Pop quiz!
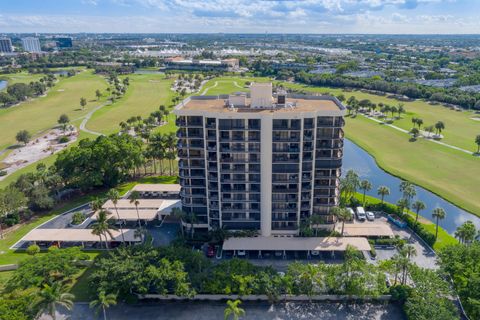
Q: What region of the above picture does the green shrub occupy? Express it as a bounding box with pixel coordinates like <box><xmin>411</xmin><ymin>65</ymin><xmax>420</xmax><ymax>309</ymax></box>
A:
<box><xmin>370</xmin><ymin>246</ymin><xmax>377</xmax><ymax>257</ymax></box>
<box><xmin>70</xmin><ymin>212</ymin><xmax>85</xmax><ymax>225</ymax></box>
<box><xmin>0</xmin><ymin>170</ymin><xmax>6</xmax><ymax>176</ymax></box>
<box><xmin>390</xmin><ymin>284</ymin><xmax>412</xmax><ymax>303</ymax></box>
<box><xmin>2</xmin><ymin>212</ymin><xmax>20</xmax><ymax>227</ymax></box>
<box><xmin>58</xmin><ymin>136</ymin><xmax>69</xmax><ymax>143</ymax></box>
<box><xmin>26</xmin><ymin>244</ymin><xmax>40</xmax><ymax>256</ymax></box>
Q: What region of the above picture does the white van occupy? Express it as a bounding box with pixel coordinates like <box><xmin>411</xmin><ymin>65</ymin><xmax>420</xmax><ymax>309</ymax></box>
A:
<box><xmin>356</xmin><ymin>207</ymin><xmax>367</xmax><ymax>221</ymax></box>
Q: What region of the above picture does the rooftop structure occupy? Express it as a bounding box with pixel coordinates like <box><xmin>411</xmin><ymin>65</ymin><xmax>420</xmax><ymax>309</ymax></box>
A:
<box><xmin>222</xmin><ymin>236</ymin><xmax>371</xmax><ymax>252</ymax></box>
<box><xmin>22</xmin><ymin>228</ymin><xmax>140</xmax><ymax>243</ymax></box>
<box><xmin>174</xmin><ymin>83</ymin><xmax>345</xmax><ymax>237</ymax></box>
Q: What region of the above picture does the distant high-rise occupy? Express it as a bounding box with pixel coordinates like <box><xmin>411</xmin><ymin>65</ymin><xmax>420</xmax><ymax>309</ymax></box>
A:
<box><xmin>56</xmin><ymin>37</ymin><xmax>73</xmax><ymax>48</ymax></box>
<box><xmin>0</xmin><ymin>38</ymin><xmax>13</xmax><ymax>53</ymax></box>
<box><xmin>21</xmin><ymin>37</ymin><xmax>41</xmax><ymax>53</ymax></box>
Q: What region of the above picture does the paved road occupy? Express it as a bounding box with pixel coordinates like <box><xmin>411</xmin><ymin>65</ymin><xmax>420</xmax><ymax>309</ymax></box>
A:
<box><xmin>79</xmin><ymin>101</ymin><xmax>111</xmax><ymax>136</ymax></box>
<box><xmin>47</xmin><ymin>302</ymin><xmax>405</xmax><ymax>320</ymax></box>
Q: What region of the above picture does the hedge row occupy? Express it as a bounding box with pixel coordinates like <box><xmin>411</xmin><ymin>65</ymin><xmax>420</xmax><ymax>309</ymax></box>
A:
<box><xmin>365</xmin><ymin>202</ymin><xmax>436</xmax><ymax>247</ymax></box>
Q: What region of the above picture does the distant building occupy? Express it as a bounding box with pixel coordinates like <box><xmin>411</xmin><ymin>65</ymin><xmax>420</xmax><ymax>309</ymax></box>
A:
<box><xmin>0</xmin><ymin>37</ymin><xmax>13</xmax><ymax>53</ymax></box>
<box><xmin>164</xmin><ymin>57</ymin><xmax>239</xmax><ymax>71</ymax></box>
<box><xmin>55</xmin><ymin>37</ymin><xmax>73</xmax><ymax>48</ymax></box>
<box><xmin>21</xmin><ymin>37</ymin><xmax>41</xmax><ymax>53</ymax></box>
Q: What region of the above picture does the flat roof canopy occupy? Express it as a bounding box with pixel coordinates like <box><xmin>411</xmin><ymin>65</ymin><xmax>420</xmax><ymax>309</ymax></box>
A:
<box><xmin>222</xmin><ymin>236</ymin><xmax>371</xmax><ymax>252</ymax></box>
<box><xmin>340</xmin><ymin>223</ymin><xmax>394</xmax><ymax>237</ymax></box>
<box><xmin>132</xmin><ymin>184</ymin><xmax>181</xmax><ymax>193</ymax></box>
<box><xmin>93</xmin><ymin>209</ymin><xmax>159</xmax><ymax>221</ymax></box>
<box><xmin>22</xmin><ymin>229</ymin><xmax>141</xmax><ymax>242</ymax></box>
<box><xmin>102</xmin><ymin>199</ymin><xmax>164</xmax><ymax>210</ymax></box>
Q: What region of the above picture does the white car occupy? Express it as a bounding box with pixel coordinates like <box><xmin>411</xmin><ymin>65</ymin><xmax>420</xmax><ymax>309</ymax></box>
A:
<box><xmin>356</xmin><ymin>207</ymin><xmax>366</xmax><ymax>221</ymax></box>
<box><xmin>347</xmin><ymin>208</ymin><xmax>355</xmax><ymax>220</ymax></box>
<box><xmin>366</xmin><ymin>211</ymin><xmax>375</xmax><ymax>221</ymax></box>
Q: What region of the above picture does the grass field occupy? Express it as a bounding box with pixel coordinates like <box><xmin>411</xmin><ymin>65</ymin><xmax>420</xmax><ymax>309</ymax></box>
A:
<box><xmin>345</xmin><ymin>115</ymin><xmax>480</xmax><ymax>216</ymax></box>
<box><xmin>199</xmin><ymin>76</ymin><xmax>270</xmax><ymax>96</ymax></box>
<box><xmin>277</xmin><ymin>82</ymin><xmax>480</xmax><ymax>152</ymax></box>
<box><xmin>0</xmin><ymin>70</ymin><xmax>108</xmax><ymax>151</ymax></box>
<box><xmin>0</xmin><ymin>72</ymin><xmax>46</xmax><ymax>88</ymax></box>
<box><xmin>86</xmin><ymin>74</ymin><xmax>175</xmax><ymax>135</ymax></box>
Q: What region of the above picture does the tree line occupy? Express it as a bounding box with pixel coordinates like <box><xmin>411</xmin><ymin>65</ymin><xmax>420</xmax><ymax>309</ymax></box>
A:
<box><xmin>0</xmin><ymin>74</ymin><xmax>56</xmax><ymax>108</ymax></box>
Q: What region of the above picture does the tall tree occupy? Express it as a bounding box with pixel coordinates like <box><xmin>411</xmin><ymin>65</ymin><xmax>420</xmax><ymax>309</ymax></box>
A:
<box><xmin>475</xmin><ymin>134</ymin><xmax>480</xmax><ymax>154</ymax></box>
<box><xmin>129</xmin><ymin>190</ymin><xmax>142</xmax><ymax>228</ymax></box>
<box><xmin>359</xmin><ymin>179</ymin><xmax>372</xmax><ymax>205</ymax></box>
<box><xmin>91</xmin><ymin>210</ymin><xmax>115</xmax><ymax>249</ymax></box>
<box><xmin>36</xmin><ymin>282</ymin><xmax>74</xmax><ymax>320</ymax></box>
<box><xmin>377</xmin><ymin>186</ymin><xmax>390</xmax><ymax>204</ymax></box>
<box><xmin>16</xmin><ymin>130</ymin><xmax>31</xmax><ymax>145</ymax></box>
<box><xmin>107</xmin><ymin>189</ymin><xmax>125</xmax><ymax>243</ymax></box>
<box><xmin>435</xmin><ymin>121</ymin><xmax>445</xmax><ymax>136</ymax></box>
<box><xmin>80</xmin><ymin>97</ymin><xmax>87</xmax><ymax>110</ymax></box>
<box><xmin>331</xmin><ymin>207</ymin><xmax>352</xmax><ymax>236</ymax></box>
<box><xmin>89</xmin><ymin>290</ymin><xmax>117</xmax><ymax>320</ymax></box>
<box><xmin>432</xmin><ymin>207</ymin><xmax>446</xmax><ymax>239</ymax></box>
<box><xmin>411</xmin><ymin>200</ymin><xmax>426</xmax><ymax>231</ymax></box>
<box><xmin>95</xmin><ymin>89</ymin><xmax>102</xmax><ymax>101</ymax></box>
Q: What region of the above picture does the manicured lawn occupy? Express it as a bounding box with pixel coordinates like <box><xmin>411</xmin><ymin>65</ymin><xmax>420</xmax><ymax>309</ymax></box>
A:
<box><xmin>200</xmin><ymin>76</ymin><xmax>270</xmax><ymax>95</ymax></box>
<box><xmin>0</xmin><ymin>70</ymin><xmax>108</xmax><ymax>150</ymax></box>
<box><xmin>69</xmin><ymin>265</ymin><xmax>97</xmax><ymax>302</ymax></box>
<box><xmin>0</xmin><ymin>71</ymin><xmax>45</xmax><ymax>87</ymax></box>
<box><xmin>277</xmin><ymin>81</ymin><xmax>480</xmax><ymax>151</ymax></box>
<box><xmin>345</xmin><ymin>115</ymin><xmax>480</xmax><ymax>217</ymax></box>
<box><xmin>86</xmin><ymin>74</ymin><xmax>175</xmax><ymax>135</ymax></box>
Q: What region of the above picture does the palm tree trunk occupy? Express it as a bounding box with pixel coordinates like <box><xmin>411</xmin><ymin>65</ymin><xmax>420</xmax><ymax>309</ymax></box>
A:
<box><xmin>136</xmin><ymin>206</ymin><xmax>141</xmax><ymax>228</ymax></box>
<box><xmin>103</xmin><ymin>306</ymin><xmax>107</xmax><ymax>320</ymax></box>
<box><xmin>114</xmin><ymin>206</ymin><xmax>125</xmax><ymax>243</ymax></box>
<box><xmin>341</xmin><ymin>221</ymin><xmax>345</xmax><ymax>236</ymax></box>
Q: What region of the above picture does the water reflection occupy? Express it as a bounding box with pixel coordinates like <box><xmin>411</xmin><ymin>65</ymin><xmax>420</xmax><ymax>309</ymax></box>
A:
<box><xmin>342</xmin><ymin>139</ymin><xmax>480</xmax><ymax>234</ymax></box>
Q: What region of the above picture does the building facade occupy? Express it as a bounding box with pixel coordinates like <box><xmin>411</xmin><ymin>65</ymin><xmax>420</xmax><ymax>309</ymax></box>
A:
<box><xmin>174</xmin><ymin>83</ymin><xmax>345</xmax><ymax>236</ymax></box>
<box><xmin>0</xmin><ymin>38</ymin><xmax>13</xmax><ymax>53</ymax></box>
<box><xmin>21</xmin><ymin>37</ymin><xmax>41</xmax><ymax>53</ymax></box>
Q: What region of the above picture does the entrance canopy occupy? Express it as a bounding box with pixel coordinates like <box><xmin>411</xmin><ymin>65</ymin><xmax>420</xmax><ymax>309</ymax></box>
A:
<box><xmin>22</xmin><ymin>228</ymin><xmax>141</xmax><ymax>243</ymax></box>
<box><xmin>222</xmin><ymin>236</ymin><xmax>371</xmax><ymax>252</ymax></box>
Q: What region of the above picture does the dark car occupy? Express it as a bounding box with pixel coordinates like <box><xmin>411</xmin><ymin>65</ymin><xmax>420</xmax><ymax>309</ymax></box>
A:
<box><xmin>207</xmin><ymin>245</ymin><xmax>215</xmax><ymax>257</ymax></box>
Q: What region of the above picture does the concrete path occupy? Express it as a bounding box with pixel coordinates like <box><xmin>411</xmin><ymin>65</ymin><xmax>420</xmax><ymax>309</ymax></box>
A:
<box><xmin>79</xmin><ymin>101</ymin><xmax>111</xmax><ymax>136</ymax></box>
<box><xmin>363</xmin><ymin>115</ymin><xmax>475</xmax><ymax>155</ymax></box>
<box><xmin>200</xmin><ymin>81</ymin><xmax>218</xmax><ymax>95</ymax></box>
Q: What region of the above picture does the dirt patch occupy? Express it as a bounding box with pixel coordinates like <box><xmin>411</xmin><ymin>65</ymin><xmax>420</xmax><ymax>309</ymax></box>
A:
<box><xmin>471</xmin><ymin>117</ymin><xmax>480</xmax><ymax>122</ymax></box>
<box><xmin>0</xmin><ymin>128</ymin><xmax>78</xmax><ymax>180</ymax></box>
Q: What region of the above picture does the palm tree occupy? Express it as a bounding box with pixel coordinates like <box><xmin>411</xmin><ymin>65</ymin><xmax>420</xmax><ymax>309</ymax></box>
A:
<box><xmin>416</xmin><ymin>118</ymin><xmax>423</xmax><ymax>129</ymax></box>
<box><xmin>129</xmin><ymin>190</ymin><xmax>142</xmax><ymax>228</ymax></box>
<box><xmin>411</xmin><ymin>200</ymin><xmax>426</xmax><ymax>231</ymax></box>
<box><xmin>107</xmin><ymin>189</ymin><xmax>125</xmax><ymax>243</ymax></box>
<box><xmin>91</xmin><ymin>197</ymin><xmax>104</xmax><ymax>212</ymax></box>
<box><xmin>331</xmin><ymin>207</ymin><xmax>352</xmax><ymax>236</ymax></box>
<box><xmin>397</xmin><ymin>104</ymin><xmax>405</xmax><ymax>118</ymax></box>
<box><xmin>399</xmin><ymin>244</ymin><xmax>416</xmax><ymax>285</ymax></box>
<box><xmin>359</xmin><ymin>179</ymin><xmax>372</xmax><ymax>205</ymax></box>
<box><xmin>91</xmin><ymin>210</ymin><xmax>115</xmax><ymax>250</ymax></box>
<box><xmin>377</xmin><ymin>186</ymin><xmax>390</xmax><ymax>204</ymax></box>
<box><xmin>89</xmin><ymin>290</ymin><xmax>117</xmax><ymax>320</ymax></box>
<box><xmin>95</xmin><ymin>89</ymin><xmax>102</xmax><ymax>101</ymax></box>
<box><xmin>411</xmin><ymin>117</ymin><xmax>418</xmax><ymax>127</ymax></box>
<box><xmin>36</xmin><ymin>282</ymin><xmax>74</xmax><ymax>320</ymax></box>
<box><xmin>80</xmin><ymin>97</ymin><xmax>87</xmax><ymax>110</ymax></box>
<box><xmin>434</xmin><ymin>121</ymin><xmax>445</xmax><ymax>136</ymax></box>
<box><xmin>475</xmin><ymin>134</ymin><xmax>480</xmax><ymax>154</ymax></box>
<box><xmin>399</xmin><ymin>181</ymin><xmax>416</xmax><ymax>206</ymax></box>
<box><xmin>224</xmin><ymin>299</ymin><xmax>245</xmax><ymax>320</ymax></box>
<box><xmin>409</xmin><ymin>127</ymin><xmax>419</xmax><ymax>139</ymax></box>
<box><xmin>432</xmin><ymin>207</ymin><xmax>446</xmax><ymax>239</ymax></box>
<box><xmin>454</xmin><ymin>221</ymin><xmax>476</xmax><ymax>244</ymax></box>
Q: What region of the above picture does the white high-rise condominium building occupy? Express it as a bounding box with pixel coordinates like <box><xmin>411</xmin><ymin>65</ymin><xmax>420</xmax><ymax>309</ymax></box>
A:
<box><xmin>174</xmin><ymin>83</ymin><xmax>345</xmax><ymax>237</ymax></box>
<box><xmin>21</xmin><ymin>37</ymin><xmax>41</xmax><ymax>53</ymax></box>
<box><xmin>0</xmin><ymin>38</ymin><xmax>13</xmax><ymax>53</ymax></box>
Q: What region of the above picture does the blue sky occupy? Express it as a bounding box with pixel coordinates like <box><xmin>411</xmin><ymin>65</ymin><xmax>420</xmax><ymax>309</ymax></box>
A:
<box><xmin>0</xmin><ymin>0</ymin><xmax>478</xmax><ymax>34</ymax></box>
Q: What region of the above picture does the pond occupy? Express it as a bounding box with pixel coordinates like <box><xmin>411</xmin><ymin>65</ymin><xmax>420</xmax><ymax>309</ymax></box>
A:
<box><xmin>343</xmin><ymin>139</ymin><xmax>480</xmax><ymax>234</ymax></box>
<box><xmin>0</xmin><ymin>80</ymin><xmax>7</xmax><ymax>90</ymax></box>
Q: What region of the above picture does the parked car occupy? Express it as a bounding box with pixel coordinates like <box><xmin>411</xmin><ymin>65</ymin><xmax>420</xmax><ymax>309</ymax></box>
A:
<box><xmin>206</xmin><ymin>245</ymin><xmax>215</xmax><ymax>258</ymax></box>
<box><xmin>347</xmin><ymin>207</ymin><xmax>355</xmax><ymax>220</ymax></box>
<box><xmin>356</xmin><ymin>207</ymin><xmax>366</xmax><ymax>221</ymax></box>
<box><xmin>366</xmin><ymin>211</ymin><xmax>375</xmax><ymax>221</ymax></box>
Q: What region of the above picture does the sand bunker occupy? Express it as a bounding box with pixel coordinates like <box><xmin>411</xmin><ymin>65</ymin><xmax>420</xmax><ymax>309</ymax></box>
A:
<box><xmin>0</xmin><ymin>128</ymin><xmax>78</xmax><ymax>180</ymax></box>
